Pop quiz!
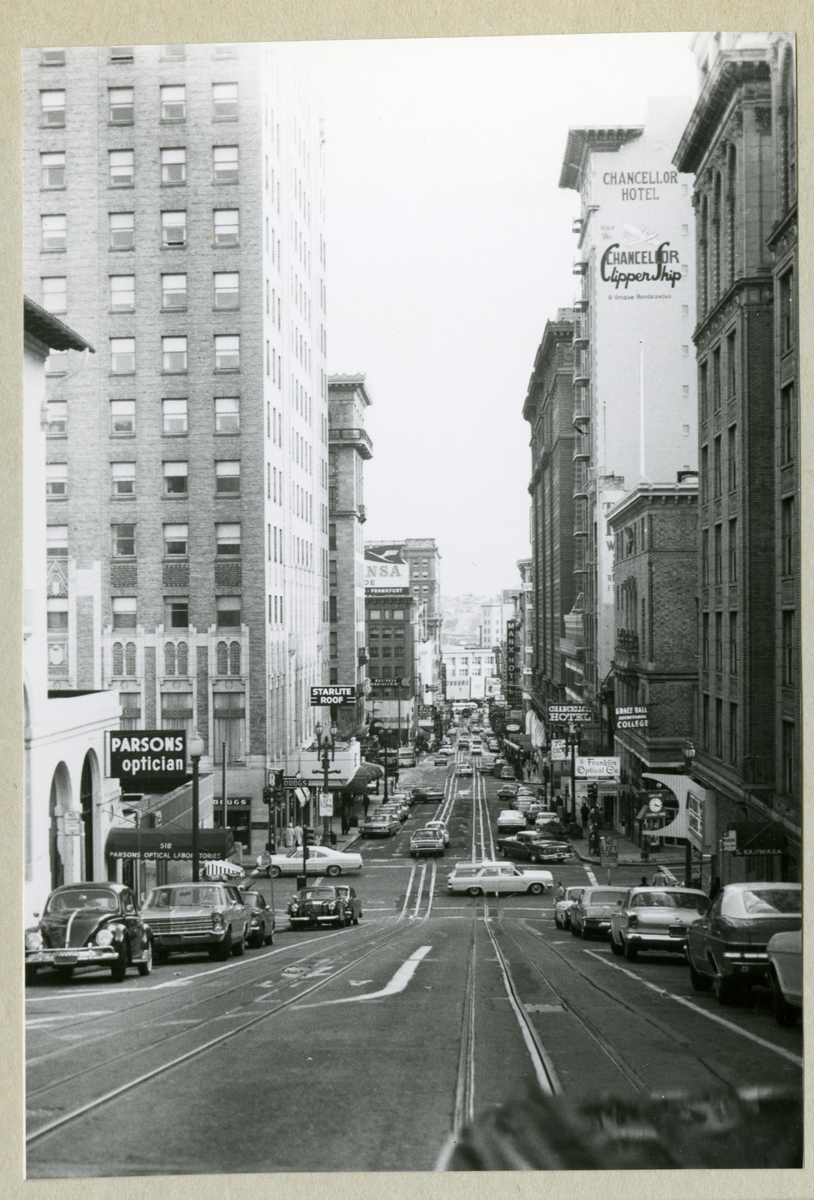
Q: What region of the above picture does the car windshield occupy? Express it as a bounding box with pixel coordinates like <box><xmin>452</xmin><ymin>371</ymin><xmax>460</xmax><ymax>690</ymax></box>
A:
<box><xmin>144</xmin><ymin>886</ymin><xmax>224</xmax><ymax>909</ymax></box>
<box><xmin>739</xmin><ymin>888</ymin><xmax>801</xmax><ymax>916</ymax></box>
<box><xmin>630</xmin><ymin>891</ymin><xmax>709</xmax><ymax>911</ymax></box>
<box><xmin>45</xmin><ymin>888</ymin><xmax>119</xmax><ymax>914</ymax></box>
<box><xmin>298</xmin><ymin>888</ymin><xmax>335</xmax><ymax>901</ymax></box>
<box><xmin>565</xmin><ymin>888</ymin><xmax>584</xmax><ymax>901</ymax></box>
<box><xmin>242</xmin><ymin>893</ymin><xmax>261</xmax><ymax>909</ymax></box>
<box><xmin>587</xmin><ymin>891</ymin><xmax>625</xmax><ymax>905</ymax></box>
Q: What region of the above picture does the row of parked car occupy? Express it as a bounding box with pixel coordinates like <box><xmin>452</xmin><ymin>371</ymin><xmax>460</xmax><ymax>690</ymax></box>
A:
<box><xmin>554</xmin><ymin>881</ymin><xmax>802</xmax><ymax>1025</ymax></box>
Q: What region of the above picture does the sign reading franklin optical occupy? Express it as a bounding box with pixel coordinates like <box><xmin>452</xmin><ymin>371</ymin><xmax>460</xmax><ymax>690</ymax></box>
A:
<box><xmin>108</xmin><ymin>731</ymin><xmax>187</xmax><ymax>787</ymax></box>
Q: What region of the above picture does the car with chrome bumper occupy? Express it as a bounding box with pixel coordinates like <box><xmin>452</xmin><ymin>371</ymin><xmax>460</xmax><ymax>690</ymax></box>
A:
<box><xmin>266</xmin><ymin>845</ymin><xmax>364</xmax><ymax>874</ymax></box>
<box><xmin>685</xmin><ymin>882</ymin><xmax>802</xmax><ymax>1005</ymax></box>
<box><xmin>497</xmin><ymin>833</ymin><xmax>572</xmax><ymax>863</ymax></box>
<box><xmin>554</xmin><ymin>886</ymin><xmax>585</xmax><ymax>929</ymax></box>
<box><xmin>239</xmin><ymin>888</ymin><xmax>275</xmax><ymax>947</ymax></box>
<box><xmin>287</xmin><ymin>886</ymin><xmax>354</xmax><ymax>929</ymax></box>
<box><xmin>570</xmin><ymin>887</ymin><xmax>628</xmax><ymax>939</ymax></box>
<box><xmin>767</xmin><ymin>929</ymin><xmax>802</xmax><ymax>1026</ymax></box>
<box><xmin>361</xmin><ymin>815</ymin><xmax>401</xmax><ymax>838</ymax></box>
<box><xmin>410</xmin><ymin>828</ymin><xmax>446</xmax><ymax>857</ymax></box>
<box><xmin>447</xmin><ymin>862</ymin><xmax>553</xmax><ymax>896</ymax></box>
<box><xmin>142</xmin><ymin>882</ymin><xmax>251</xmax><ymax>961</ymax></box>
<box><xmin>25</xmin><ymin>882</ymin><xmax>153</xmax><ymax>984</ymax></box>
<box><xmin>609</xmin><ymin>887</ymin><xmax>710</xmax><ymax>961</ymax></box>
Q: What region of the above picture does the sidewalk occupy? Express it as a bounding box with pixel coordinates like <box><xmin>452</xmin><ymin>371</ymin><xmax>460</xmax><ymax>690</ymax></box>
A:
<box><xmin>571</xmin><ymin>831</ymin><xmax>684</xmax><ymax>868</ymax></box>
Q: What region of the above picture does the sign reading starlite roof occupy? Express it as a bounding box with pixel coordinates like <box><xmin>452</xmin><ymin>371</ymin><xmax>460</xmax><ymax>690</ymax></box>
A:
<box><xmin>548</xmin><ymin>705</ymin><xmax>592</xmax><ymax>724</ymax></box>
<box><xmin>108</xmin><ymin>731</ymin><xmax>187</xmax><ymax>788</ymax></box>
<box><xmin>310</xmin><ymin>686</ymin><xmax>356</xmax><ymax>706</ymax></box>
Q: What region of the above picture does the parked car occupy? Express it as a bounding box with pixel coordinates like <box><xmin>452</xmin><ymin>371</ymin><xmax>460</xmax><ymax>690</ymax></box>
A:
<box><xmin>413</xmin><ymin>785</ymin><xmax>445</xmax><ymax>803</ymax></box>
<box><xmin>332</xmin><ymin>884</ymin><xmax>363</xmax><ymax>925</ymax></box>
<box><xmin>239</xmin><ymin>889</ymin><xmax>275</xmax><ymax>948</ymax></box>
<box><xmin>767</xmin><ymin>929</ymin><xmax>802</xmax><ymax>1026</ymax></box>
<box><xmin>142</xmin><ymin>882</ymin><xmax>251</xmax><ymax>962</ymax></box>
<box><xmin>410</xmin><ymin>828</ymin><xmax>446</xmax><ymax>857</ymax></box>
<box><xmin>685</xmin><ymin>882</ymin><xmax>802</xmax><ymax>1005</ymax></box>
<box><xmin>608</xmin><ymin>887</ymin><xmax>710</xmax><ymax>961</ymax></box>
<box><xmin>360</xmin><ymin>815</ymin><xmax>401</xmax><ymax>838</ymax></box>
<box><xmin>398</xmin><ymin>748</ymin><xmax>417</xmax><ymax>768</ymax></box>
<box><xmin>266</xmin><ymin>845</ymin><xmax>364</xmax><ymax>875</ymax></box>
<box><xmin>516</xmin><ymin>786</ymin><xmax>534</xmax><ymax>798</ymax></box>
<box><xmin>496</xmin><ymin>809</ymin><xmax>526</xmax><ymax>833</ymax></box>
<box><xmin>492</xmin><ymin>758</ymin><xmax>506</xmax><ymax>777</ymax></box>
<box><xmin>423</xmin><ymin>819</ymin><xmax>450</xmax><ymax>847</ymax></box>
<box><xmin>25</xmin><ymin>882</ymin><xmax>153</xmax><ymax>984</ymax></box>
<box><xmin>379</xmin><ymin>802</ymin><xmax>409</xmax><ymax>822</ymax></box>
<box><xmin>497</xmin><ymin>784</ymin><xmax>519</xmax><ymax>801</ymax></box>
<box><xmin>570</xmin><ymin>887</ymin><xmax>629</xmax><ymax>939</ymax></box>
<box><xmin>447</xmin><ymin>862</ymin><xmax>553</xmax><ymax>896</ymax></box>
<box><xmin>534</xmin><ymin>815</ymin><xmax>571</xmax><ymax>838</ymax></box>
<box><xmin>500</xmin><ymin>766</ymin><xmax>516</xmax><ymax>780</ymax></box>
<box><xmin>287</xmin><ymin>886</ymin><xmax>353</xmax><ymax>929</ymax></box>
<box><xmin>554</xmin><ymin>886</ymin><xmax>585</xmax><ymax>929</ymax></box>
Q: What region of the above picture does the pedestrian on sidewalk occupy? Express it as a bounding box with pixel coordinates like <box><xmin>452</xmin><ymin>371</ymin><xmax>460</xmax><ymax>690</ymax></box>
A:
<box><xmin>328</xmin><ymin>828</ymin><xmax>337</xmax><ymax>847</ymax></box>
<box><xmin>294</xmin><ymin>823</ymin><xmax>303</xmax><ymax>847</ymax></box>
<box><xmin>640</xmin><ymin>876</ymin><xmax>648</xmax><ymax>887</ymax></box>
<box><xmin>709</xmin><ymin>876</ymin><xmax>722</xmax><ymax>903</ymax></box>
<box><xmin>555</xmin><ymin>881</ymin><xmax>566</xmax><ymax>902</ymax></box>
<box><xmin>283</xmin><ymin>823</ymin><xmax>295</xmax><ymax>849</ymax></box>
<box><xmin>580</xmin><ymin>802</ymin><xmax>590</xmax><ymax>834</ymax></box>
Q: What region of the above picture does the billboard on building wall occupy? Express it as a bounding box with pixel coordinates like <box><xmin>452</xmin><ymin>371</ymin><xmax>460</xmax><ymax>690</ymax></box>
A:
<box><xmin>365</xmin><ymin>544</ymin><xmax>409</xmax><ymax>594</ymax></box>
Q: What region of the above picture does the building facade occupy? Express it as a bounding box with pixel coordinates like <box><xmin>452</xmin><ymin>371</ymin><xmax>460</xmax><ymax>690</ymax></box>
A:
<box><xmin>559</xmin><ymin>98</ymin><xmax>698</xmax><ymax>749</ymax></box>
<box><xmin>328</xmin><ymin>374</ymin><xmax>372</xmax><ymax>735</ymax></box>
<box><xmin>402</xmin><ymin>538</ymin><xmax>443</xmax><ymax>702</ymax></box>
<box><xmin>24</xmin><ymin>43</ymin><xmax>330</xmax><ymax>859</ymax></box>
<box><xmin>441</xmin><ymin>645</ymin><xmax>498</xmax><ymax>703</ymax></box>
<box><xmin>674</xmin><ymin>32</ymin><xmax>799</xmax><ymax>879</ymax></box>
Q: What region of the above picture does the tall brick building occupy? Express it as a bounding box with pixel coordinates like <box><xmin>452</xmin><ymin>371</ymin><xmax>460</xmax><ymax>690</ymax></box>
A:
<box><xmin>674</xmin><ymin>33</ymin><xmax>799</xmax><ymax>879</ymax></box>
<box><xmin>328</xmin><ymin>374</ymin><xmax>372</xmax><ymax>736</ymax></box>
<box><xmin>24</xmin><ymin>43</ymin><xmax>330</xmax><ymax>859</ymax></box>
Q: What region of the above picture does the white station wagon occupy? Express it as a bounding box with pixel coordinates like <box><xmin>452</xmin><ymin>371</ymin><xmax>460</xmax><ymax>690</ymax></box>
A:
<box><xmin>447</xmin><ymin>862</ymin><xmax>553</xmax><ymax>896</ymax></box>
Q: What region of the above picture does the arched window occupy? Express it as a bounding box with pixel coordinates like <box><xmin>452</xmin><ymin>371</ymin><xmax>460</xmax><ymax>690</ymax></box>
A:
<box><xmin>177</xmin><ymin>641</ymin><xmax>188</xmax><ymax>675</ymax></box>
<box><xmin>112</xmin><ymin>642</ymin><xmax>124</xmax><ymax>675</ymax></box>
<box><xmin>164</xmin><ymin>642</ymin><xmax>176</xmax><ymax>676</ymax></box>
<box><xmin>125</xmin><ymin>642</ymin><xmax>136</xmax><ymax>675</ymax></box>
<box><xmin>229</xmin><ymin>640</ymin><xmax>241</xmax><ymax>675</ymax></box>
<box><xmin>217</xmin><ymin>641</ymin><xmax>228</xmax><ymax>675</ymax></box>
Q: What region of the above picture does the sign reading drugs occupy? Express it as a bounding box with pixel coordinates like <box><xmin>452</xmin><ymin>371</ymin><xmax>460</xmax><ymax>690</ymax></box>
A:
<box><xmin>108</xmin><ymin>731</ymin><xmax>187</xmax><ymax>787</ymax></box>
<box><xmin>310</xmin><ymin>686</ymin><xmax>356</xmax><ymax>706</ymax></box>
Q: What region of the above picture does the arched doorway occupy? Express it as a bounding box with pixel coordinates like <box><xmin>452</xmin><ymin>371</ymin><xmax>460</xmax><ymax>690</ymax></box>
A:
<box><xmin>49</xmin><ymin>762</ymin><xmax>72</xmax><ymax>890</ymax></box>
<box><xmin>80</xmin><ymin>752</ymin><xmax>98</xmax><ymax>881</ymax></box>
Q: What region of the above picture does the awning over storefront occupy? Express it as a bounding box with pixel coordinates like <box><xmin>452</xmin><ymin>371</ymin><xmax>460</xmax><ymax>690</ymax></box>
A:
<box><xmin>105</xmin><ymin>827</ymin><xmax>234</xmax><ymax>861</ymax></box>
<box><xmin>728</xmin><ymin>821</ymin><xmax>787</xmax><ymax>857</ymax></box>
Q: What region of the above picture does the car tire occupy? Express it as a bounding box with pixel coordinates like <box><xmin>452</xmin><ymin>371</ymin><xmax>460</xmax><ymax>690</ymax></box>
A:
<box><xmin>137</xmin><ymin>940</ymin><xmax>153</xmax><ymax>976</ymax></box>
<box><xmin>570</xmin><ymin>922</ymin><xmax>581</xmax><ymax>937</ymax></box>
<box><xmin>581</xmin><ymin>924</ymin><xmax>592</xmax><ymax>940</ymax></box>
<box><xmin>770</xmin><ymin>970</ymin><xmax>798</xmax><ymax>1027</ymax></box>
<box><xmin>623</xmin><ymin>940</ymin><xmax>638</xmax><ymax>961</ymax></box>
<box><xmin>527</xmin><ymin>883</ymin><xmax>544</xmax><ymax>895</ymax></box>
<box><xmin>352</xmin><ymin>916</ymin><xmax>359</xmax><ymax>925</ymax></box>
<box><xmin>467</xmin><ymin>886</ymin><xmax>483</xmax><ymax>897</ymax></box>
<box><xmin>25</xmin><ymin>964</ymin><xmax>39</xmax><ymax>986</ymax></box>
<box><xmin>327</xmin><ymin>865</ymin><xmax>342</xmax><ymax>877</ymax></box>
<box><xmin>688</xmin><ymin>959</ymin><xmax>713</xmax><ymax>992</ymax></box>
<box><xmin>610</xmin><ymin>932</ymin><xmax>624</xmax><ymax>957</ymax></box>
<box><xmin>215</xmin><ymin>930</ymin><xmax>232</xmax><ymax>961</ymax></box>
<box><xmin>56</xmin><ymin>965</ymin><xmax>74</xmax><ymax>982</ymax></box>
<box><xmin>249</xmin><ymin>930</ymin><xmax>263</xmax><ymax>949</ymax></box>
<box><xmin>264</xmin><ymin>929</ymin><xmax>274</xmax><ymax>946</ymax></box>
<box><xmin>111</xmin><ymin>947</ymin><xmax>128</xmax><ymax>982</ymax></box>
<box><xmin>232</xmin><ymin>931</ymin><xmax>245</xmax><ymax>956</ymax></box>
<box><xmin>713</xmin><ymin>968</ymin><xmax>738</xmax><ymax>1006</ymax></box>
<box><xmin>270</xmin><ymin>866</ymin><xmax>282</xmax><ymax>878</ymax></box>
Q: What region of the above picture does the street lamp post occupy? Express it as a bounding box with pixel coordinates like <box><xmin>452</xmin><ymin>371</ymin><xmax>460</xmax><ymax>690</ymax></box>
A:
<box><xmin>188</xmin><ymin>727</ymin><xmax>206</xmax><ymax>883</ymax></box>
<box><xmin>314</xmin><ymin>718</ymin><xmax>336</xmax><ymax>858</ymax></box>
<box><xmin>682</xmin><ymin>740</ymin><xmax>696</xmax><ymax>885</ymax></box>
<box><xmin>565</xmin><ymin>720</ymin><xmax>579</xmax><ymax>822</ymax></box>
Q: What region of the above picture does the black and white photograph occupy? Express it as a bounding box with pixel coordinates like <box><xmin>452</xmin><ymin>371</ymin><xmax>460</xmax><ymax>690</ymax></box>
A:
<box><xmin>17</xmin><ymin>21</ymin><xmax>803</xmax><ymax>1185</ymax></box>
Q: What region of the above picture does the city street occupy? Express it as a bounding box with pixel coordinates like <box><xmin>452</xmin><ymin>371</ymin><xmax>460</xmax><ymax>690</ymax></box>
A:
<box><xmin>26</xmin><ymin>755</ymin><xmax>802</xmax><ymax>1177</ymax></box>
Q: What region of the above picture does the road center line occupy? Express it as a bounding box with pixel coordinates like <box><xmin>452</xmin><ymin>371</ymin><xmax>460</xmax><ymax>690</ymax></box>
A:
<box><xmin>295</xmin><ymin>946</ymin><xmax>433</xmax><ymax>1007</ymax></box>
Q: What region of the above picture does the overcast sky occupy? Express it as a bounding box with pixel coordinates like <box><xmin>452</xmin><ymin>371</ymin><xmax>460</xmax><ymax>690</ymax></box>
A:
<box><xmin>284</xmin><ymin>34</ymin><xmax>700</xmax><ymax>597</ymax></box>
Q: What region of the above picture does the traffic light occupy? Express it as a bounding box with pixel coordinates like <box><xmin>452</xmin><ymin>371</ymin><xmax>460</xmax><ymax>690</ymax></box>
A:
<box><xmin>262</xmin><ymin>784</ymin><xmax>274</xmax><ymax>805</ymax></box>
<box><xmin>587</xmin><ymin>783</ymin><xmax>598</xmax><ymax>804</ymax></box>
<box><xmin>302</xmin><ymin>826</ymin><xmax>316</xmax><ymax>861</ymax></box>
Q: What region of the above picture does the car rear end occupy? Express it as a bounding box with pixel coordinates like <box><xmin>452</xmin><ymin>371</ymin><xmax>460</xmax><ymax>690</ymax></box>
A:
<box><xmin>621</xmin><ymin>890</ymin><xmax>709</xmax><ymax>954</ymax></box>
<box><xmin>578</xmin><ymin>888</ymin><xmax>627</xmax><ymax>937</ymax></box>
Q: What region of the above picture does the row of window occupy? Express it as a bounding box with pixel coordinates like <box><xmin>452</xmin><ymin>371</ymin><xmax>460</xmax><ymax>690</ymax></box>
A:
<box><xmin>39</xmin><ymin>83</ymin><xmax>239</xmax><ymax>127</ymax></box>
<box><xmin>700</xmin><ymin>609</ymin><xmax>796</xmax><ymax>686</ymax></box>
<box><xmin>40</xmin><ymin>46</ymin><xmax>234</xmax><ymax>66</ymax></box>
<box><xmin>41</xmin><ymin>208</ymin><xmax>240</xmax><ymax>249</ymax></box>
<box><xmin>42</xmin><ymin>145</ymin><xmax>240</xmax><ymax>192</ymax></box>
<box><xmin>107</xmin><ymin>595</ymin><xmax>242</xmax><ymax>629</ymax></box>
<box><xmin>42</xmin><ymin>272</ymin><xmax>241</xmax><ymax>315</ymax></box>
<box><xmin>699</xmin><ymin>426</ymin><xmax>738</xmax><ymax>501</ymax></box>
<box><xmin>47</xmin><ymin>395</ymin><xmax>240</xmax><ymax>437</ymax></box>
<box><xmin>96</xmin><ymin>335</ymin><xmax>240</xmax><ymax>373</ymax></box>
<box><xmin>369</xmin><ymin>647</ymin><xmax>406</xmax><ymax>658</ymax></box>
<box><xmin>46</xmin><ymin>458</ymin><xmax>246</xmax><ymax>504</ymax></box>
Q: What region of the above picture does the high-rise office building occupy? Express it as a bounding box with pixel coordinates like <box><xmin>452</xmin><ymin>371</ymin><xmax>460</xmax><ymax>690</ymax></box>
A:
<box><xmin>24</xmin><ymin>42</ymin><xmax>329</xmax><ymax>860</ymax></box>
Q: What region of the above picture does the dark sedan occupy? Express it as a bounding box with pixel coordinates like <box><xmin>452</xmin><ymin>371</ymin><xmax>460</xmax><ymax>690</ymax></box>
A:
<box><xmin>287</xmin><ymin>886</ymin><xmax>352</xmax><ymax>929</ymax></box>
<box><xmin>240</xmin><ymin>889</ymin><xmax>275</xmax><ymax>947</ymax></box>
<box><xmin>412</xmin><ymin>785</ymin><xmax>446</xmax><ymax>803</ymax></box>
<box><xmin>497</xmin><ymin>784</ymin><xmax>519</xmax><ymax>800</ymax></box>
<box><xmin>333</xmin><ymin>884</ymin><xmax>363</xmax><ymax>924</ymax></box>
<box><xmin>25</xmin><ymin>882</ymin><xmax>152</xmax><ymax>984</ymax></box>
<box><xmin>685</xmin><ymin>882</ymin><xmax>801</xmax><ymax>1005</ymax></box>
<box><xmin>497</xmin><ymin>834</ymin><xmax>573</xmax><ymax>864</ymax></box>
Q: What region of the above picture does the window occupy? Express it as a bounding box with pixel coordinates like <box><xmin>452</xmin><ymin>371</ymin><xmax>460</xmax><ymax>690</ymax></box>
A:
<box><xmin>782</xmin><ymin>610</ymin><xmax>795</xmax><ymax>686</ymax></box>
<box><xmin>714</xmin><ymin>524</ymin><xmax>722</xmax><ymax>585</ymax></box>
<box><xmin>161</xmin><ymin>85</ymin><xmax>185</xmax><ymax>121</ymax></box>
<box><xmin>729</xmin><ymin>612</ymin><xmax>738</xmax><ymax>675</ymax></box>
<box><xmin>213</xmin><ymin>145</ymin><xmax>238</xmax><ymax>182</ymax></box>
<box><xmin>111</xmin><ymin>523</ymin><xmax>135</xmax><ymax>557</ymax></box>
<box><xmin>715</xmin><ymin>698</ymin><xmax>723</xmax><ymax>758</ymax></box>
<box><xmin>711</xmin><ymin>346</ymin><xmax>721</xmax><ymax>410</ymax></box>
<box><xmin>213</xmin><ymin>82</ymin><xmax>238</xmax><ymax>119</ymax></box>
<box><xmin>110</xmin><ymin>399</ymin><xmax>135</xmax><ymax>434</ymax></box>
<box><xmin>109</xmin><ymin>150</ymin><xmax>134</xmax><ymax>187</ymax></box>
<box><xmin>213</xmin><ymin>691</ymin><xmax>245</xmax><ymax>762</ymax></box>
<box><xmin>216</xmin><ymin>523</ymin><xmax>240</xmax><ymax>555</ymax></box>
<box><xmin>163</xmin><ymin>44</ymin><xmax>185</xmax><ymax>59</ymax></box>
<box><xmin>41</xmin><ymin>90</ymin><xmax>65</xmax><ymax>126</ymax></box>
<box><xmin>41</xmin><ymin>214</ymin><xmax>66</xmax><ymax>251</ymax></box>
<box><xmin>112</xmin><ymin>597</ymin><xmax>137</xmax><ymax>629</ymax></box>
<box><xmin>119</xmin><ymin>692</ymin><xmax>140</xmax><ymax>727</ymax></box>
<box><xmin>215</xmin><ymin>396</ymin><xmax>239</xmax><ymax>432</ymax></box>
<box><xmin>161</xmin><ymin>147</ymin><xmax>186</xmax><ymax>184</ymax></box>
<box><xmin>726</xmin><ymin>330</ymin><xmax>736</xmax><ymax>399</ymax></box>
<box><xmin>110</xmin><ymin>337</ymin><xmax>135</xmax><ymax>372</ymax></box>
<box><xmin>165</xmin><ymin>600</ymin><xmax>189</xmax><ymax>629</ymax></box>
<box><xmin>729</xmin><ymin>703</ymin><xmax>738</xmax><ymax>765</ymax></box>
<box><xmin>214</xmin><ymin>272</ymin><xmax>239</xmax><ymax>308</ymax></box>
<box><xmin>109</xmin><ymin>87</ymin><xmax>133</xmax><ymax>123</ymax></box>
<box><xmin>162</xmin><ymin>336</ymin><xmax>187</xmax><ymax>371</ymax></box>
<box><xmin>215</xmin><ymin>461</ymin><xmax>240</xmax><ymax>494</ymax></box>
<box><xmin>215</xmin><ymin>335</ymin><xmax>239</xmax><ymax>370</ymax></box>
<box><xmin>781</xmin><ymin>721</ymin><xmax>796</xmax><ymax>795</ymax></box>
<box><xmin>702</xmin><ymin>694</ymin><xmax>709</xmax><ymax>749</ymax></box>
<box><xmin>41</xmin><ymin>151</ymin><xmax>65</xmax><ymax>188</ymax></box>
<box><xmin>109</xmin><ymin>211</ymin><xmax>134</xmax><ymax>249</ymax></box>
<box><xmin>111</xmin><ymin>462</ymin><xmax>135</xmax><ymax>496</ymax></box>
<box><xmin>162</xmin><ymin>210</ymin><xmax>186</xmax><ymax>247</ymax></box>
<box><xmin>164</xmin><ymin>523</ymin><xmax>188</xmax><ymax>556</ymax></box>
<box><xmin>779</xmin><ymin>270</ymin><xmax>793</xmax><ymax>352</ymax></box>
<box><xmin>727</xmin><ymin>425</ymin><xmax>737</xmax><ymax>491</ymax></box>
<box><xmin>215</xmin><ymin>598</ymin><xmax>241</xmax><ymax>628</ymax></box>
<box><xmin>41</xmin><ymin>276</ymin><xmax>66</xmax><ymax>313</ymax></box>
<box><xmin>46</xmin><ymin>463</ymin><xmax>67</xmax><ymax>497</ymax></box>
<box><xmin>163</xmin><ymin>461</ymin><xmax>188</xmax><ymax>495</ymax></box>
<box><xmin>702</xmin><ymin>530</ymin><xmax>710</xmax><ymax>589</ymax></box>
<box><xmin>162</xmin><ymin>273</ymin><xmax>187</xmax><ymax>308</ymax></box>
<box><xmin>162</xmin><ymin>397</ymin><xmax>188</xmax><ymax>433</ymax></box>
<box><xmin>161</xmin><ymin>688</ymin><xmax>193</xmax><ymax>736</ymax></box>
<box><xmin>713</xmin><ymin>436</ymin><xmax>722</xmax><ymax>497</ymax></box>
<box><xmin>329</xmin><ymin>559</ymin><xmax>337</xmax><ymax>587</ymax></box>
<box><xmin>698</xmin><ymin>361</ymin><xmax>708</xmax><ymax>422</ymax></box>
<box><xmin>213</xmin><ymin>209</ymin><xmax>238</xmax><ymax>246</ymax></box>
<box><xmin>46</xmin><ymin>399</ymin><xmax>67</xmax><ymax>433</ymax></box>
<box><xmin>701</xmin><ymin>612</ymin><xmax>709</xmax><ymax>668</ymax></box>
<box><xmin>110</xmin><ymin>46</ymin><xmax>134</xmax><ymax>62</ymax></box>
<box><xmin>714</xmin><ymin>612</ymin><xmax>722</xmax><ymax>671</ymax></box>
<box><xmin>47</xmin><ymin>599</ymin><xmax>68</xmax><ymax>629</ymax></box>
<box><xmin>110</xmin><ymin>274</ymin><xmax>134</xmax><ymax>311</ymax></box>
<box><xmin>781</xmin><ymin>498</ymin><xmax>795</xmax><ymax>575</ymax></box>
<box><xmin>700</xmin><ymin>445</ymin><xmax>708</xmax><ymax>504</ymax></box>
<box><xmin>329</xmin><ymin>596</ymin><xmax>337</xmax><ymax>623</ymax></box>
<box><xmin>728</xmin><ymin>518</ymin><xmax>737</xmax><ymax>581</ymax></box>
<box><xmin>329</xmin><ymin>523</ymin><xmax>336</xmax><ymax>551</ymax></box>
<box><xmin>780</xmin><ymin>384</ymin><xmax>794</xmax><ymax>464</ymax></box>
<box><xmin>41</xmin><ymin>48</ymin><xmax>66</xmax><ymax>66</ymax></box>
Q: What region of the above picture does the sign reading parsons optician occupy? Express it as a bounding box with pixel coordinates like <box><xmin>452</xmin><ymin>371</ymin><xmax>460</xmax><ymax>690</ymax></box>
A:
<box><xmin>108</xmin><ymin>731</ymin><xmax>187</xmax><ymax>788</ymax></box>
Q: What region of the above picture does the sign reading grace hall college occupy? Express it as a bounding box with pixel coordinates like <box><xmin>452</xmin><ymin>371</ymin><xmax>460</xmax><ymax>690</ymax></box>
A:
<box><xmin>108</xmin><ymin>731</ymin><xmax>187</xmax><ymax>788</ymax></box>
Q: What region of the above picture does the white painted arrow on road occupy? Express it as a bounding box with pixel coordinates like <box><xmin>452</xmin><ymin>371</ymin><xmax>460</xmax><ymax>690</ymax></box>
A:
<box><xmin>296</xmin><ymin>947</ymin><xmax>432</xmax><ymax>1008</ymax></box>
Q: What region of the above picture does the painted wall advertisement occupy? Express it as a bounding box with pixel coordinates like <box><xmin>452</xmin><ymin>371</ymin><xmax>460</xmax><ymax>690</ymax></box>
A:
<box><xmin>364</xmin><ymin>544</ymin><xmax>409</xmax><ymax>594</ymax></box>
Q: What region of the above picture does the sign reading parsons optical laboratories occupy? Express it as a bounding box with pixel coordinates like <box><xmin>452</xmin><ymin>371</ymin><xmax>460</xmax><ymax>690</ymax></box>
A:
<box><xmin>364</xmin><ymin>544</ymin><xmax>409</xmax><ymax>594</ymax></box>
<box><xmin>108</xmin><ymin>731</ymin><xmax>187</xmax><ymax>788</ymax></box>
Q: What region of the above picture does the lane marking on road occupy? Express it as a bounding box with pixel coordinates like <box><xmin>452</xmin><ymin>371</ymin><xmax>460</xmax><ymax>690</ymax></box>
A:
<box><xmin>294</xmin><ymin>946</ymin><xmax>433</xmax><ymax>1007</ymax></box>
<box><xmin>583</xmin><ymin>865</ymin><xmax>598</xmax><ymax>885</ymax></box>
<box><xmin>398</xmin><ymin>863</ymin><xmax>418</xmax><ymax>921</ymax></box>
<box><xmin>26</xmin><ymin>1011</ymin><xmax>114</xmax><ymax>1027</ymax></box>
<box><xmin>581</xmin><ymin>949</ymin><xmax>803</xmax><ymax>1067</ymax></box>
<box><xmin>423</xmin><ymin>860</ymin><xmax>437</xmax><ymax>921</ymax></box>
<box><xmin>411</xmin><ymin>861</ymin><xmax>428</xmax><ymax>920</ymax></box>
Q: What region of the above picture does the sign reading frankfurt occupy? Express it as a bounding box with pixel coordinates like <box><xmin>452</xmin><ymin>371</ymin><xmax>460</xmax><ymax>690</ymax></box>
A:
<box><xmin>108</xmin><ymin>731</ymin><xmax>187</xmax><ymax>787</ymax></box>
<box><xmin>615</xmin><ymin>705</ymin><xmax>649</xmax><ymax>729</ymax></box>
<box><xmin>548</xmin><ymin>705</ymin><xmax>592</xmax><ymax>724</ymax></box>
<box><xmin>364</xmin><ymin>544</ymin><xmax>409</xmax><ymax>593</ymax></box>
<box><xmin>310</xmin><ymin>686</ymin><xmax>356</xmax><ymax>706</ymax></box>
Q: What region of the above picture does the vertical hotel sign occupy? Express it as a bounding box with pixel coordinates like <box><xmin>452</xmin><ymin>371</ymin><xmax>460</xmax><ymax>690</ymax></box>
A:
<box><xmin>364</xmin><ymin>544</ymin><xmax>409</xmax><ymax>595</ymax></box>
<box><xmin>505</xmin><ymin>620</ymin><xmax>519</xmax><ymax>701</ymax></box>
